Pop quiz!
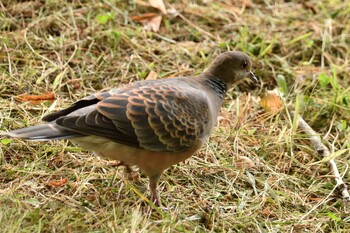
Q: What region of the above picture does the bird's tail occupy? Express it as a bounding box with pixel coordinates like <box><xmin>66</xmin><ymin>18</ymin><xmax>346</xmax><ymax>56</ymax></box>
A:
<box><xmin>1</xmin><ymin>124</ymin><xmax>82</xmax><ymax>141</ymax></box>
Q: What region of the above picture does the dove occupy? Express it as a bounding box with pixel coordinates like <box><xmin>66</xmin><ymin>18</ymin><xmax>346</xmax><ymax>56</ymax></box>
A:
<box><xmin>2</xmin><ymin>51</ymin><xmax>257</xmax><ymax>205</ymax></box>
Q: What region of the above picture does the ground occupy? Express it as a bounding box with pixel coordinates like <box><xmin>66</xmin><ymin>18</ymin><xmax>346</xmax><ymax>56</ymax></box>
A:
<box><xmin>0</xmin><ymin>0</ymin><xmax>350</xmax><ymax>232</ymax></box>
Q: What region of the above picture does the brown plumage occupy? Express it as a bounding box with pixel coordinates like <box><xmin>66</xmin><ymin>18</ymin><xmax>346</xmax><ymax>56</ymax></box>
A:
<box><xmin>2</xmin><ymin>51</ymin><xmax>257</xmax><ymax>205</ymax></box>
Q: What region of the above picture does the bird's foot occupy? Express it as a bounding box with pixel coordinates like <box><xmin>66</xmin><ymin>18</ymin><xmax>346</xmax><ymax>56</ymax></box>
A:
<box><xmin>105</xmin><ymin>160</ymin><xmax>139</xmax><ymax>181</ymax></box>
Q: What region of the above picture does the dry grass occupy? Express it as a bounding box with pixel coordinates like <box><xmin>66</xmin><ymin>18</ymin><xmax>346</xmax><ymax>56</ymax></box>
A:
<box><xmin>1</xmin><ymin>0</ymin><xmax>350</xmax><ymax>232</ymax></box>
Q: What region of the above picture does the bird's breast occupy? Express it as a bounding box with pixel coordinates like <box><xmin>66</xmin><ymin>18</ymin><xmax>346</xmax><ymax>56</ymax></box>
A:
<box><xmin>70</xmin><ymin>135</ymin><xmax>203</xmax><ymax>177</ymax></box>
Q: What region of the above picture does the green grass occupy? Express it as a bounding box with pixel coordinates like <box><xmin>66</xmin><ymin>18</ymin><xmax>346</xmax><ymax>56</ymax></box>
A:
<box><xmin>1</xmin><ymin>0</ymin><xmax>350</xmax><ymax>232</ymax></box>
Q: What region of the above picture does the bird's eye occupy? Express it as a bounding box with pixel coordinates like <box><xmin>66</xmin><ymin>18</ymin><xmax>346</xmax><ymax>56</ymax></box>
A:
<box><xmin>241</xmin><ymin>61</ymin><xmax>248</xmax><ymax>69</ymax></box>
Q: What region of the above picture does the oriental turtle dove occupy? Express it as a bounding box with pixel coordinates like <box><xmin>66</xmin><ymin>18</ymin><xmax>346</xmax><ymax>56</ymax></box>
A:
<box><xmin>2</xmin><ymin>51</ymin><xmax>257</xmax><ymax>205</ymax></box>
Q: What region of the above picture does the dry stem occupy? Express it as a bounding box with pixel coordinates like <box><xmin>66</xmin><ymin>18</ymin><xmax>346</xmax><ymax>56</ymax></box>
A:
<box><xmin>290</xmin><ymin>111</ymin><xmax>350</xmax><ymax>201</ymax></box>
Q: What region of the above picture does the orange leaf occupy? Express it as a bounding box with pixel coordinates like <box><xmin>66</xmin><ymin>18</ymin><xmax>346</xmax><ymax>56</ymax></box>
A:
<box><xmin>131</xmin><ymin>13</ymin><xmax>162</xmax><ymax>32</ymax></box>
<box><xmin>308</xmin><ymin>197</ymin><xmax>323</xmax><ymax>202</ymax></box>
<box><xmin>259</xmin><ymin>92</ymin><xmax>283</xmax><ymax>114</ymax></box>
<box><xmin>131</xmin><ymin>12</ymin><xmax>158</xmax><ymax>22</ymax></box>
<box><xmin>47</xmin><ymin>178</ymin><xmax>68</xmax><ymax>188</ymax></box>
<box><xmin>15</xmin><ymin>92</ymin><xmax>56</xmax><ymax>105</ymax></box>
<box><xmin>149</xmin><ymin>0</ymin><xmax>167</xmax><ymax>15</ymax></box>
<box><xmin>145</xmin><ymin>70</ymin><xmax>158</xmax><ymax>80</ymax></box>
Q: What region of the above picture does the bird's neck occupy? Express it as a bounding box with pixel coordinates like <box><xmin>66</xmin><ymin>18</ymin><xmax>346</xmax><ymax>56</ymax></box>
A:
<box><xmin>204</xmin><ymin>78</ymin><xmax>227</xmax><ymax>99</ymax></box>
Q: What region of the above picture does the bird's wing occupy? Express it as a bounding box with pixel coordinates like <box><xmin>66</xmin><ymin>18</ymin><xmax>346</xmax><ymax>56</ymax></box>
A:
<box><xmin>42</xmin><ymin>81</ymin><xmax>151</xmax><ymax>122</ymax></box>
<box><xmin>55</xmin><ymin>81</ymin><xmax>210</xmax><ymax>152</ymax></box>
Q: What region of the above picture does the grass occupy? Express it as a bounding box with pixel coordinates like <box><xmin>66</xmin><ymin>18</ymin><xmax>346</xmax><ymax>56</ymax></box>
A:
<box><xmin>1</xmin><ymin>0</ymin><xmax>350</xmax><ymax>232</ymax></box>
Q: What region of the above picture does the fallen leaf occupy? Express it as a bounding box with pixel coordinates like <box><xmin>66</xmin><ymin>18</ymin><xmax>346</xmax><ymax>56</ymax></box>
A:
<box><xmin>308</xmin><ymin>197</ymin><xmax>323</xmax><ymax>202</ymax></box>
<box><xmin>47</xmin><ymin>178</ymin><xmax>68</xmax><ymax>188</ymax></box>
<box><xmin>259</xmin><ymin>91</ymin><xmax>284</xmax><ymax>114</ymax></box>
<box><xmin>67</xmin><ymin>79</ymin><xmax>81</xmax><ymax>90</ymax></box>
<box><xmin>15</xmin><ymin>92</ymin><xmax>56</xmax><ymax>105</ymax></box>
<box><xmin>131</xmin><ymin>13</ymin><xmax>158</xmax><ymax>22</ymax></box>
<box><xmin>131</xmin><ymin>13</ymin><xmax>162</xmax><ymax>32</ymax></box>
<box><xmin>260</xmin><ymin>205</ymin><xmax>277</xmax><ymax>218</ymax></box>
<box><xmin>149</xmin><ymin>0</ymin><xmax>167</xmax><ymax>15</ymax></box>
<box><xmin>235</xmin><ymin>156</ymin><xmax>256</xmax><ymax>169</ymax></box>
<box><xmin>142</xmin><ymin>15</ymin><xmax>162</xmax><ymax>32</ymax></box>
<box><xmin>260</xmin><ymin>206</ymin><xmax>271</xmax><ymax>217</ymax></box>
<box><xmin>146</xmin><ymin>70</ymin><xmax>158</xmax><ymax>80</ymax></box>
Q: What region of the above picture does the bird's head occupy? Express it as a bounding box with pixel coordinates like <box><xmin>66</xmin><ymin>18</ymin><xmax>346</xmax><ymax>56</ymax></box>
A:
<box><xmin>204</xmin><ymin>51</ymin><xmax>258</xmax><ymax>87</ymax></box>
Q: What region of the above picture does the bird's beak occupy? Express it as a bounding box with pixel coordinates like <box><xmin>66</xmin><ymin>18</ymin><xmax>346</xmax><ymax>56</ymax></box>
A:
<box><xmin>249</xmin><ymin>71</ymin><xmax>258</xmax><ymax>84</ymax></box>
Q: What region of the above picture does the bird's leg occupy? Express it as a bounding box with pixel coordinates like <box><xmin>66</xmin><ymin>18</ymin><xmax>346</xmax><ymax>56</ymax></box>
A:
<box><xmin>149</xmin><ymin>173</ymin><xmax>162</xmax><ymax>206</ymax></box>
<box><xmin>106</xmin><ymin>160</ymin><xmax>140</xmax><ymax>181</ymax></box>
<box><xmin>119</xmin><ymin>162</ymin><xmax>133</xmax><ymax>174</ymax></box>
<box><xmin>108</xmin><ymin>161</ymin><xmax>133</xmax><ymax>173</ymax></box>
<box><xmin>116</xmin><ymin>161</ymin><xmax>142</xmax><ymax>182</ymax></box>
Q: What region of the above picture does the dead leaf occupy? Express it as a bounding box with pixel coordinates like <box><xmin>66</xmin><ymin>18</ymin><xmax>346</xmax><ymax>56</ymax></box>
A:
<box><xmin>146</xmin><ymin>70</ymin><xmax>158</xmax><ymax>80</ymax></box>
<box><xmin>67</xmin><ymin>79</ymin><xmax>81</xmax><ymax>90</ymax></box>
<box><xmin>260</xmin><ymin>206</ymin><xmax>271</xmax><ymax>217</ymax></box>
<box><xmin>131</xmin><ymin>13</ymin><xmax>162</xmax><ymax>32</ymax></box>
<box><xmin>146</xmin><ymin>15</ymin><xmax>162</xmax><ymax>32</ymax></box>
<box><xmin>131</xmin><ymin>13</ymin><xmax>158</xmax><ymax>22</ymax></box>
<box><xmin>15</xmin><ymin>92</ymin><xmax>56</xmax><ymax>105</ymax></box>
<box><xmin>308</xmin><ymin>197</ymin><xmax>323</xmax><ymax>202</ymax></box>
<box><xmin>259</xmin><ymin>91</ymin><xmax>284</xmax><ymax>114</ymax></box>
<box><xmin>235</xmin><ymin>156</ymin><xmax>256</xmax><ymax>170</ymax></box>
<box><xmin>47</xmin><ymin>178</ymin><xmax>68</xmax><ymax>188</ymax></box>
<box><xmin>149</xmin><ymin>0</ymin><xmax>167</xmax><ymax>15</ymax></box>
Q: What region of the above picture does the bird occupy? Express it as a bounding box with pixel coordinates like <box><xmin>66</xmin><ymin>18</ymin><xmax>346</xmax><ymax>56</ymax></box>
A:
<box><xmin>2</xmin><ymin>51</ymin><xmax>257</xmax><ymax>206</ymax></box>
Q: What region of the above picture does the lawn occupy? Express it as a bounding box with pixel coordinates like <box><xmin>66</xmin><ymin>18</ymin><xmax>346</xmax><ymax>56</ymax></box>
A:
<box><xmin>0</xmin><ymin>0</ymin><xmax>350</xmax><ymax>232</ymax></box>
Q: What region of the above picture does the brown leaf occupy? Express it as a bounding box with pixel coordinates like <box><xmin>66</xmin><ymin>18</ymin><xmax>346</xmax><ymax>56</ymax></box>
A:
<box><xmin>145</xmin><ymin>70</ymin><xmax>158</xmax><ymax>80</ymax></box>
<box><xmin>259</xmin><ymin>92</ymin><xmax>284</xmax><ymax>114</ymax></box>
<box><xmin>149</xmin><ymin>0</ymin><xmax>167</xmax><ymax>15</ymax></box>
<box><xmin>47</xmin><ymin>178</ymin><xmax>68</xmax><ymax>188</ymax></box>
<box><xmin>67</xmin><ymin>79</ymin><xmax>81</xmax><ymax>90</ymax></box>
<box><xmin>147</xmin><ymin>15</ymin><xmax>162</xmax><ymax>32</ymax></box>
<box><xmin>235</xmin><ymin>156</ymin><xmax>256</xmax><ymax>170</ymax></box>
<box><xmin>131</xmin><ymin>13</ymin><xmax>162</xmax><ymax>32</ymax></box>
<box><xmin>308</xmin><ymin>197</ymin><xmax>323</xmax><ymax>202</ymax></box>
<box><xmin>131</xmin><ymin>13</ymin><xmax>158</xmax><ymax>22</ymax></box>
<box><xmin>260</xmin><ymin>206</ymin><xmax>271</xmax><ymax>217</ymax></box>
<box><xmin>15</xmin><ymin>92</ymin><xmax>56</xmax><ymax>105</ymax></box>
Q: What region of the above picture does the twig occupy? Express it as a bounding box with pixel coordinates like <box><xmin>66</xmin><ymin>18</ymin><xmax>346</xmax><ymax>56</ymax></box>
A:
<box><xmin>290</xmin><ymin>111</ymin><xmax>350</xmax><ymax>201</ymax></box>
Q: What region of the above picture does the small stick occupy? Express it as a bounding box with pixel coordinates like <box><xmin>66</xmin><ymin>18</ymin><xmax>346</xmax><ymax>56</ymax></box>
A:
<box><xmin>290</xmin><ymin>111</ymin><xmax>350</xmax><ymax>201</ymax></box>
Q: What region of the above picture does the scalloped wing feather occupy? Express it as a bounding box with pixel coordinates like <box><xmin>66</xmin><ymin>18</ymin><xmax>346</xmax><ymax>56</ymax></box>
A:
<box><xmin>55</xmin><ymin>81</ymin><xmax>209</xmax><ymax>152</ymax></box>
